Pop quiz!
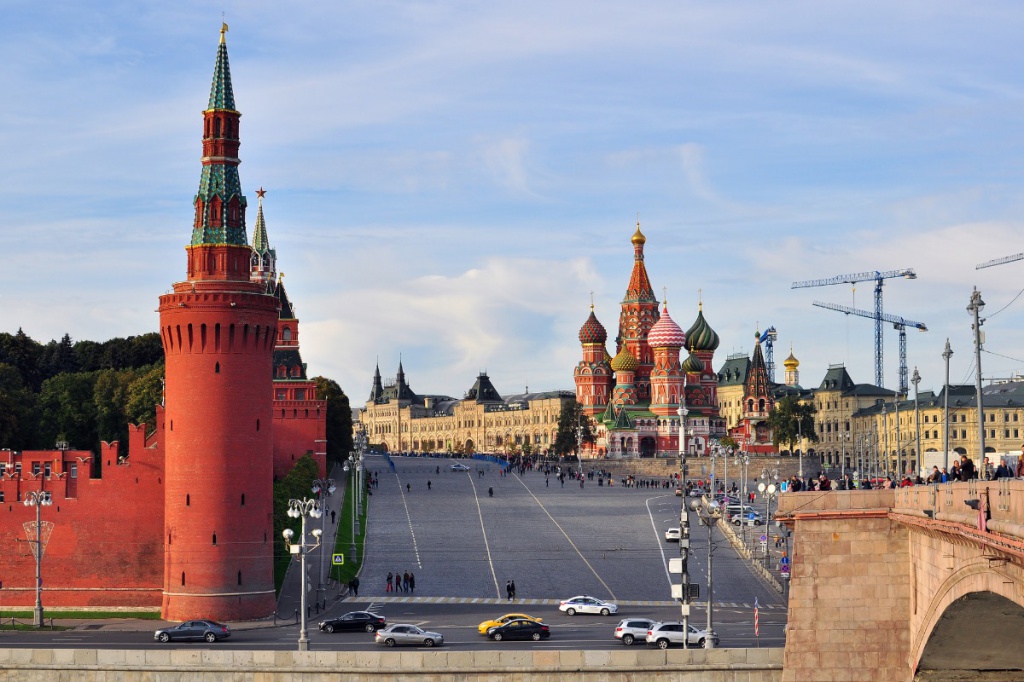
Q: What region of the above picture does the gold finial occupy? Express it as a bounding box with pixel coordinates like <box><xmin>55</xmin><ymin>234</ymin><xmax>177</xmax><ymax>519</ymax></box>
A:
<box><xmin>220</xmin><ymin>22</ymin><xmax>229</xmax><ymax>44</ymax></box>
<box><xmin>662</xmin><ymin>286</ymin><xmax>668</xmax><ymax>306</ymax></box>
<box><xmin>698</xmin><ymin>288</ymin><xmax>703</xmax><ymax>311</ymax></box>
<box><xmin>279</xmin><ymin>272</ymin><xmax>285</xmax><ymax>282</ymax></box>
<box><xmin>589</xmin><ymin>291</ymin><xmax>595</xmax><ymax>311</ymax></box>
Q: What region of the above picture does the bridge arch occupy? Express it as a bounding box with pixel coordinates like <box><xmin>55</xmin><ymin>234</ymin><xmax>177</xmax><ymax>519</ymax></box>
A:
<box><xmin>913</xmin><ymin>559</ymin><xmax>1024</xmax><ymax>674</ymax></box>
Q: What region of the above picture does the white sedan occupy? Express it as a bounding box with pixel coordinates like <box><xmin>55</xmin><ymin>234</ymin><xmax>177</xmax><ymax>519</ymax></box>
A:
<box><xmin>450</xmin><ymin>463</ymin><xmax>471</xmax><ymax>472</ymax></box>
<box><xmin>559</xmin><ymin>596</ymin><xmax>618</xmax><ymax>616</ymax></box>
<box><xmin>665</xmin><ymin>527</ymin><xmax>681</xmax><ymax>542</ymax></box>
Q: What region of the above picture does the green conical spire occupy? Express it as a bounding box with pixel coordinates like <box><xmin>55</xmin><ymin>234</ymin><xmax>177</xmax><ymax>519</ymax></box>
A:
<box><xmin>208</xmin><ymin>24</ymin><xmax>236</xmax><ymax>111</ymax></box>
<box><xmin>252</xmin><ymin>189</ymin><xmax>270</xmax><ymax>254</ymax></box>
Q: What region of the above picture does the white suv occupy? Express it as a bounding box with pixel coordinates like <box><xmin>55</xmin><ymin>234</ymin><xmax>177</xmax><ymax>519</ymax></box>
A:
<box><xmin>646</xmin><ymin>621</ymin><xmax>719</xmax><ymax>649</ymax></box>
<box><xmin>613</xmin><ymin>618</ymin><xmax>657</xmax><ymax>645</ymax></box>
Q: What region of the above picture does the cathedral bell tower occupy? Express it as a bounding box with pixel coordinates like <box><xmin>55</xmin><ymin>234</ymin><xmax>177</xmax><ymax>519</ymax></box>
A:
<box><xmin>157</xmin><ymin>26</ymin><xmax>279</xmax><ymax>621</ymax></box>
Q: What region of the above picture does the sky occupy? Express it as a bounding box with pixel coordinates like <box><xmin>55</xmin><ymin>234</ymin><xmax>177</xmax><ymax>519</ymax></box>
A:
<box><xmin>3</xmin><ymin>1</ymin><xmax>1024</xmax><ymax>402</ymax></box>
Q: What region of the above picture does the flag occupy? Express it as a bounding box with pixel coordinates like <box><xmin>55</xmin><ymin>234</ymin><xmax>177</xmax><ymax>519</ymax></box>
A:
<box><xmin>754</xmin><ymin>597</ymin><xmax>760</xmax><ymax>637</ymax></box>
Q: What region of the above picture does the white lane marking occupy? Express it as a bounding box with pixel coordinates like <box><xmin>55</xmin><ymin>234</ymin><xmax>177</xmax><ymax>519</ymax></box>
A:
<box><xmin>395</xmin><ymin>473</ymin><xmax>423</xmax><ymax>569</ymax></box>
<box><xmin>511</xmin><ymin>473</ymin><xmax>617</xmax><ymax>601</ymax></box>
<box><xmin>646</xmin><ymin>494</ymin><xmax>675</xmax><ymax>592</ymax></box>
<box><xmin>469</xmin><ymin>473</ymin><xmax>503</xmax><ymax>599</ymax></box>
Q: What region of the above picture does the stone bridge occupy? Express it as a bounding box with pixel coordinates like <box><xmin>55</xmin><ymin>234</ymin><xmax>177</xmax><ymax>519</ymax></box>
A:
<box><xmin>776</xmin><ymin>480</ymin><xmax>1024</xmax><ymax>682</ymax></box>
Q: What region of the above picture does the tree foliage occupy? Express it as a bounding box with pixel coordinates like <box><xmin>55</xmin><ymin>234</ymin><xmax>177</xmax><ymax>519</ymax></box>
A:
<box><xmin>553</xmin><ymin>400</ymin><xmax>595</xmax><ymax>458</ymax></box>
<box><xmin>766</xmin><ymin>395</ymin><xmax>819</xmax><ymax>454</ymax></box>
<box><xmin>314</xmin><ymin>376</ymin><xmax>352</xmax><ymax>470</ymax></box>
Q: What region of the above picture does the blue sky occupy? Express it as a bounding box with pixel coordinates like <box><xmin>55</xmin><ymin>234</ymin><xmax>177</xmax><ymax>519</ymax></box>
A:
<box><xmin>3</xmin><ymin>1</ymin><xmax>1024</xmax><ymax>401</ymax></box>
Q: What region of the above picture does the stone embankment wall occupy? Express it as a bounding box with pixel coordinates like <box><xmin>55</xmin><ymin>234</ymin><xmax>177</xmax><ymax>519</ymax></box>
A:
<box><xmin>0</xmin><ymin>647</ymin><xmax>783</xmax><ymax>682</ymax></box>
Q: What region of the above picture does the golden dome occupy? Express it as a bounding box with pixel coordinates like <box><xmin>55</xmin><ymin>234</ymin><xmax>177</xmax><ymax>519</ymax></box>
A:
<box><xmin>631</xmin><ymin>222</ymin><xmax>646</xmax><ymax>246</ymax></box>
<box><xmin>784</xmin><ymin>351</ymin><xmax>800</xmax><ymax>368</ymax></box>
<box><xmin>611</xmin><ymin>348</ymin><xmax>639</xmax><ymax>372</ymax></box>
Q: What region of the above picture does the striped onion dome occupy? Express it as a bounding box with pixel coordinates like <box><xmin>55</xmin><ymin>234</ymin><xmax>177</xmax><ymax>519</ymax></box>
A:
<box><xmin>578</xmin><ymin>309</ymin><xmax>608</xmax><ymax>345</ymax></box>
<box><xmin>647</xmin><ymin>305</ymin><xmax>686</xmax><ymax>348</ymax></box>
<box><xmin>681</xmin><ymin>351</ymin><xmax>705</xmax><ymax>374</ymax></box>
<box><xmin>610</xmin><ymin>348</ymin><xmax>639</xmax><ymax>372</ymax></box>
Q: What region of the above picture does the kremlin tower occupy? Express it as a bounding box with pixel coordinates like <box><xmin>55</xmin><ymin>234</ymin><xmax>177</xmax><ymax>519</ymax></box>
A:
<box><xmin>157</xmin><ymin>26</ymin><xmax>279</xmax><ymax>620</ymax></box>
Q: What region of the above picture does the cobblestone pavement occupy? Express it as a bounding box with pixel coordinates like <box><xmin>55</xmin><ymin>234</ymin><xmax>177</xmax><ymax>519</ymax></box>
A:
<box><xmin>356</xmin><ymin>455</ymin><xmax>785</xmax><ymax>610</ymax></box>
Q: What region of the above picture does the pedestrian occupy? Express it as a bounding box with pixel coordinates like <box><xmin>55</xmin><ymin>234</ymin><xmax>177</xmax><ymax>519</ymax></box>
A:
<box><xmin>510</xmin><ymin>580</ymin><xmax>517</xmax><ymax>600</ymax></box>
<box><xmin>409</xmin><ymin>572</ymin><xmax>415</xmax><ymax>593</ymax></box>
<box><xmin>427</xmin><ymin>480</ymin><xmax>432</xmax><ymax>490</ymax></box>
<box><xmin>403</xmin><ymin>572</ymin><xmax>410</xmax><ymax>592</ymax></box>
<box><xmin>351</xmin><ymin>576</ymin><xmax>360</xmax><ymax>597</ymax></box>
<box><xmin>331</xmin><ymin>510</ymin><xmax>336</xmax><ymax>524</ymax></box>
<box><xmin>407</xmin><ymin>483</ymin><xmax>411</xmax><ymax>492</ymax></box>
<box><xmin>396</xmin><ymin>568</ymin><xmax>404</xmax><ymax>592</ymax></box>
<box><xmin>506</xmin><ymin>580</ymin><xmax>513</xmax><ymax>601</ymax></box>
<box><xmin>960</xmin><ymin>455</ymin><xmax>977</xmax><ymax>481</ymax></box>
<box><xmin>386</xmin><ymin>572</ymin><xmax>393</xmax><ymax>593</ymax></box>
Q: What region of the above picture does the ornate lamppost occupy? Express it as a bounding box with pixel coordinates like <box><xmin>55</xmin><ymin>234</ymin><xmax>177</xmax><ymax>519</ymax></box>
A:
<box><xmin>343</xmin><ymin>454</ymin><xmax>359</xmax><ymax>563</ymax></box>
<box><xmin>282</xmin><ymin>498</ymin><xmax>323</xmax><ymax>651</ymax></box>
<box><xmin>757</xmin><ymin>479</ymin><xmax>777</xmax><ymax>568</ymax></box>
<box><xmin>23</xmin><ymin>490</ymin><xmax>52</xmax><ymax>627</ymax></box>
<box><xmin>676</xmin><ymin>392</ymin><xmax>692</xmax><ymax>647</ymax></box>
<box><xmin>311</xmin><ymin>478</ymin><xmax>336</xmax><ymax>597</ymax></box>
<box><xmin>689</xmin><ymin>496</ymin><xmax>722</xmax><ymax>648</ymax></box>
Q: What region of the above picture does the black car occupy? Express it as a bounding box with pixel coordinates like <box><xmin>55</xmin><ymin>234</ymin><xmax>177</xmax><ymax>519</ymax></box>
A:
<box><xmin>154</xmin><ymin>620</ymin><xmax>230</xmax><ymax>643</ymax></box>
<box><xmin>488</xmin><ymin>618</ymin><xmax>550</xmax><ymax>641</ymax></box>
<box><xmin>318</xmin><ymin>611</ymin><xmax>387</xmax><ymax>633</ymax></box>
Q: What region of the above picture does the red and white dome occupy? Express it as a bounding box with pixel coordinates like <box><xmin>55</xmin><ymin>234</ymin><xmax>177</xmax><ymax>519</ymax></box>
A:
<box><xmin>647</xmin><ymin>305</ymin><xmax>686</xmax><ymax>348</ymax></box>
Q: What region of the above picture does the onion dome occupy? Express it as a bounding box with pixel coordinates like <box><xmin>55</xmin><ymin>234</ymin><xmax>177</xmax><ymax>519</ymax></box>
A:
<box><xmin>681</xmin><ymin>351</ymin><xmax>705</xmax><ymax>374</ymax></box>
<box><xmin>631</xmin><ymin>223</ymin><xmax>646</xmax><ymax>246</ymax></box>
<box><xmin>578</xmin><ymin>307</ymin><xmax>608</xmax><ymax>345</ymax></box>
<box><xmin>604</xmin><ymin>349</ymin><xmax>614</xmax><ymax>364</ymax></box>
<box><xmin>685</xmin><ymin>304</ymin><xmax>720</xmax><ymax>352</ymax></box>
<box><xmin>784</xmin><ymin>348</ymin><xmax>800</xmax><ymax>369</ymax></box>
<box><xmin>647</xmin><ymin>304</ymin><xmax>686</xmax><ymax>348</ymax></box>
<box><xmin>611</xmin><ymin>348</ymin><xmax>639</xmax><ymax>372</ymax></box>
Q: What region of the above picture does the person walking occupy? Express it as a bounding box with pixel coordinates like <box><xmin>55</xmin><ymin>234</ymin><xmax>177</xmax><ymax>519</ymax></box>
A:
<box><xmin>349</xmin><ymin>576</ymin><xmax>360</xmax><ymax>597</ymax></box>
<box><xmin>403</xmin><ymin>572</ymin><xmax>410</xmax><ymax>592</ymax></box>
<box><xmin>396</xmin><ymin>568</ymin><xmax>405</xmax><ymax>592</ymax></box>
<box><xmin>510</xmin><ymin>580</ymin><xmax>517</xmax><ymax>600</ymax></box>
<box><xmin>506</xmin><ymin>581</ymin><xmax>513</xmax><ymax>601</ymax></box>
<box><xmin>386</xmin><ymin>572</ymin><xmax>393</xmax><ymax>593</ymax></box>
<box><xmin>409</xmin><ymin>572</ymin><xmax>415</xmax><ymax>593</ymax></box>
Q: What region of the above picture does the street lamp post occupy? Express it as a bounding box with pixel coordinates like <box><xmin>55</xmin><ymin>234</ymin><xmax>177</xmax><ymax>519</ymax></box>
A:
<box><xmin>343</xmin><ymin>454</ymin><xmax>359</xmax><ymax>563</ymax></box>
<box><xmin>942</xmin><ymin>340</ymin><xmax>953</xmax><ymax>474</ymax></box>
<box><xmin>23</xmin><ymin>490</ymin><xmax>52</xmax><ymax>627</ymax></box>
<box><xmin>311</xmin><ymin>478</ymin><xmax>336</xmax><ymax>597</ymax></box>
<box><xmin>741</xmin><ymin>453</ymin><xmax>751</xmax><ymax>542</ymax></box>
<box><xmin>690</xmin><ymin>496</ymin><xmax>722</xmax><ymax>648</ymax></box>
<box><xmin>757</xmin><ymin>481</ymin><xmax>777</xmax><ymax>568</ymax></box>
<box><xmin>911</xmin><ymin>367</ymin><xmax>922</xmax><ymax>477</ymax></box>
<box><xmin>675</xmin><ymin>399</ymin><xmax>692</xmax><ymax>648</ymax></box>
<box><xmin>967</xmin><ymin>288</ymin><xmax>987</xmax><ymax>466</ymax></box>
<box><xmin>282</xmin><ymin>498</ymin><xmax>323</xmax><ymax>651</ymax></box>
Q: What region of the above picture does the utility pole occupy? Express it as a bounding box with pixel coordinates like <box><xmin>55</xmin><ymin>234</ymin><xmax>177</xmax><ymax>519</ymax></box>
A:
<box><xmin>676</xmin><ymin>378</ymin><xmax>692</xmax><ymax>648</ymax></box>
<box><xmin>911</xmin><ymin>368</ymin><xmax>922</xmax><ymax>477</ymax></box>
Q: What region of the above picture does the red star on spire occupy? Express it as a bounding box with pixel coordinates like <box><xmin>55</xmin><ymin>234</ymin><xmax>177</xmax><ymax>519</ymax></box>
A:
<box><xmin>256</xmin><ymin>187</ymin><xmax>266</xmax><ymax>199</ymax></box>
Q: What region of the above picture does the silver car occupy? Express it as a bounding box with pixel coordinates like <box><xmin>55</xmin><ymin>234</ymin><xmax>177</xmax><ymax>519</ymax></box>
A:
<box><xmin>558</xmin><ymin>595</ymin><xmax>618</xmax><ymax>616</ymax></box>
<box><xmin>374</xmin><ymin>623</ymin><xmax>444</xmax><ymax>647</ymax></box>
<box><xmin>614</xmin><ymin>617</ymin><xmax>657</xmax><ymax>645</ymax></box>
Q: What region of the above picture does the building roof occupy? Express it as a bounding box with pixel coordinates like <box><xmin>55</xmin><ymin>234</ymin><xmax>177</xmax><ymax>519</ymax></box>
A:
<box><xmin>465</xmin><ymin>372</ymin><xmax>503</xmax><ymax>403</ymax></box>
<box><xmin>717</xmin><ymin>354</ymin><xmax>751</xmax><ymax>387</ymax></box>
<box><xmin>648</xmin><ymin>304</ymin><xmax>686</xmax><ymax>348</ymax></box>
<box><xmin>273</xmin><ymin>349</ymin><xmax>306</xmax><ymax>380</ymax></box>
<box><xmin>818</xmin><ymin>364</ymin><xmax>856</xmax><ymax>392</ymax></box>
<box><xmin>685</xmin><ymin>306</ymin><xmax>720</xmax><ymax>352</ymax></box>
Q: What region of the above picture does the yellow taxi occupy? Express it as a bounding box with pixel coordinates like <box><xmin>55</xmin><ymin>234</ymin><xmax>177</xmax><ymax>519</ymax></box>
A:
<box><xmin>477</xmin><ymin>613</ymin><xmax>543</xmax><ymax>635</ymax></box>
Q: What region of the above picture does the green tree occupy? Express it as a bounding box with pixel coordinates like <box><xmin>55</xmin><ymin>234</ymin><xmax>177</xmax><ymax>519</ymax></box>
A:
<box><xmin>720</xmin><ymin>436</ymin><xmax>739</xmax><ymax>451</ymax></box>
<box><xmin>0</xmin><ymin>362</ymin><xmax>36</xmax><ymax>450</ymax></box>
<box><xmin>553</xmin><ymin>400</ymin><xmax>594</xmax><ymax>458</ymax></box>
<box><xmin>767</xmin><ymin>395</ymin><xmax>819</xmax><ymax>455</ymax></box>
<box><xmin>125</xmin><ymin>364</ymin><xmax>165</xmax><ymax>431</ymax></box>
<box><xmin>37</xmin><ymin>371</ymin><xmax>99</xmax><ymax>452</ymax></box>
<box><xmin>273</xmin><ymin>453</ymin><xmax>320</xmax><ymax>589</ymax></box>
<box><xmin>94</xmin><ymin>368</ymin><xmax>136</xmax><ymax>453</ymax></box>
<box><xmin>313</xmin><ymin>376</ymin><xmax>352</xmax><ymax>470</ymax></box>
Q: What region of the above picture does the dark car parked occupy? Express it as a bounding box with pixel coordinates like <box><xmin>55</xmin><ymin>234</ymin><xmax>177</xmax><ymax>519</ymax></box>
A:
<box><xmin>488</xmin><ymin>618</ymin><xmax>550</xmax><ymax>641</ymax></box>
<box><xmin>154</xmin><ymin>620</ymin><xmax>231</xmax><ymax>643</ymax></box>
<box><xmin>318</xmin><ymin>611</ymin><xmax>387</xmax><ymax>634</ymax></box>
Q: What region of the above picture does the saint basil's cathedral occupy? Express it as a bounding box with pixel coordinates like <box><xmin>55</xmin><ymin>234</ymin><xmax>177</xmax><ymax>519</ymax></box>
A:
<box><xmin>574</xmin><ymin>226</ymin><xmax>729</xmax><ymax>458</ymax></box>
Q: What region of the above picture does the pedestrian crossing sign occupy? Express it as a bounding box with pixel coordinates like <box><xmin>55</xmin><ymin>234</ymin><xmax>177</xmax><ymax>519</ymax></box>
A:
<box><xmin>332</xmin><ymin>553</ymin><xmax>344</xmax><ymax>565</ymax></box>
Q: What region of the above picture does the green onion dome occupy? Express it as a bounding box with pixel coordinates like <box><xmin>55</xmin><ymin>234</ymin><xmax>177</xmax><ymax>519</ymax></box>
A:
<box><xmin>681</xmin><ymin>351</ymin><xmax>705</xmax><ymax>374</ymax></box>
<box><xmin>685</xmin><ymin>306</ymin><xmax>720</xmax><ymax>352</ymax></box>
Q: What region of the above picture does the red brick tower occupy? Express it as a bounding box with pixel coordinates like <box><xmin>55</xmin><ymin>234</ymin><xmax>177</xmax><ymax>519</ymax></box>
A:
<box><xmin>157</xmin><ymin>26</ymin><xmax>279</xmax><ymax>621</ymax></box>
<box><xmin>574</xmin><ymin>305</ymin><xmax>612</xmax><ymax>417</ymax></box>
<box><xmin>616</xmin><ymin>223</ymin><xmax>659</xmax><ymax>402</ymax></box>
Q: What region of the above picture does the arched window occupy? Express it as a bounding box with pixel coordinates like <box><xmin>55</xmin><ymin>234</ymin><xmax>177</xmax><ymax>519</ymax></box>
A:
<box><xmin>282</xmin><ymin>327</ymin><xmax>292</xmax><ymax>341</ymax></box>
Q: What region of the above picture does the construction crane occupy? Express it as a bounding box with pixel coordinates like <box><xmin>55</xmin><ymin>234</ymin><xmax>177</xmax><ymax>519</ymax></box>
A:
<box><xmin>977</xmin><ymin>252</ymin><xmax>1024</xmax><ymax>270</ymax></box>
<box><xmin>758</xmin><ymin>326</ymin><xmax>778</xmax><ymax>382</ymax></box>
<box><xmin>792</xmin><ymin>269</ymin><xmax>917</xmax><ymax>388</ymax></box>
<box><xmin>812</xmin><ymin>301</ymin><xmax>927</xmax><ymax>394</ymax></box>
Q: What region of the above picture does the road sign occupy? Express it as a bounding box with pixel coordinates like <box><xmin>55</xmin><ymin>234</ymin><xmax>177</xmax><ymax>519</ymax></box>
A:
<box><xmin>759</xmin><ymin>534</ymin><xmax>767</xmax><ymax>543</ymax></box>
<box><xmin>780</xmin><ymin>556</ymin><xmax>790</xmax><ymax>568</ymax></box>
<box><xmin>332</xmin><ymin>553</ymin><xmax>344</xmax><ymax>566</ymax></box>
<box><xmin>748</xmin><ymin>512</ymin><xmax>757</xmax><ymax>520</ymax></box>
